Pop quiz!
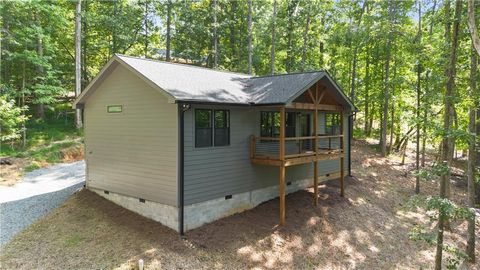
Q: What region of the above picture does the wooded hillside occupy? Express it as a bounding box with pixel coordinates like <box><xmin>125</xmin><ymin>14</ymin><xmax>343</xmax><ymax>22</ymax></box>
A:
<box><xmin>0</xmin><ymin>0</ymin><xmax>479</xmax><ymax>267</ymax></box>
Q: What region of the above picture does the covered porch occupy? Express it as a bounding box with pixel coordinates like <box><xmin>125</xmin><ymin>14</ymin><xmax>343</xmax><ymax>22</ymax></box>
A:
<box><xmin>249</xmin><ymin>80</ymin><xmax>347</xmax><ymax>226</ymax></box>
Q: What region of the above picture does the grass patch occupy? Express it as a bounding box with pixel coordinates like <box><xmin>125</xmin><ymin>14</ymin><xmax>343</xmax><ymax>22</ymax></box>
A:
<box><xmin>64</xmin><ymin>234</ymin><xmax>84</xmax><ymax>247</ymax></box>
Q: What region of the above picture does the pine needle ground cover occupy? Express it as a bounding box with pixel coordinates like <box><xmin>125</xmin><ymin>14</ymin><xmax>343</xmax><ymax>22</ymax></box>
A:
<box><xmin>1</xmin><ymin>140</ymin><xmax>478</xmax><ymax>270</ymax></box>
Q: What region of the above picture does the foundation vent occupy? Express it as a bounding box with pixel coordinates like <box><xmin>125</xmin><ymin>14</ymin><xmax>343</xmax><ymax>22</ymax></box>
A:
<box><xmin>225</xmin><ymin>195</ymin><xmax>232</xmax><ymax>200</ymax></box>
<box><xmin>287</xmin><ymin>181</ymin><xmax>292</xmax><ymax>186</ymax></box>
<box><xmin>139</xmin><ymin>198</ymin><xmax>146</xmax><ymax>203</ymax></box>
<box><xmin>326</xmin><ymin>174</ymin><xmax>330</xmax><ymax>177</ymax></box>
<box><xmin>104</xmin><ymin>190</ymin><xmax>110</xmax><ymax>194</ymax></box>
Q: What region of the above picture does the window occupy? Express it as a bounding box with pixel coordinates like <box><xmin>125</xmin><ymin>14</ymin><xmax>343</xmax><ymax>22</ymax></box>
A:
<box><xmin>325</xmin><ymin>113</ymin><xmax>341</xmax><ymax>135</ymax></box>
<box><xmin>214</xmin><ymin>110</ymin><xmax>230</xmax><ymax>146</ymax></box>
<box><xmin>260</xmin><ymin>111</ymin><xmax>296</xmax><ymax>137</ymax></box>
<box><xmin>195</xmin><ymin>109</ymin><xmax>230</xmax><ymax>148</ymax></box>
<box><xmin>107</xmin><ymin>105</ymin><xmax>122</xmax><ymax>113</ymax></box>
<box><xmin>195</xmin><ymin>109</ymin><xmax>212</xmax><ymax>147</ymax></box>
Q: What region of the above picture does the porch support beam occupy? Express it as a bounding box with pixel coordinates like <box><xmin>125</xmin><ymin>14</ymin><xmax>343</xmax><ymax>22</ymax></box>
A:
<box><xmin>279</xmin><ymin>106</ymin><xmax>286</xmax><ymax>225</ymax></box>
<box><xmin>340</xmin><ymin>112</ymin><xmax>345</xmax><ymax>197</ymax></box>
<box><xmin>313</xmin><ymin>97</ymin><xmax>319</xmax><ymax>206</ymax></box>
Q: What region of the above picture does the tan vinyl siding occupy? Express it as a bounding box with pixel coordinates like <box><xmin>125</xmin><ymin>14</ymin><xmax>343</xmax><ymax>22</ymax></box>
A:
<box><xmin>84</xmin><ymin>64</ymin><xmax>178</xmax><ymax>206</ymax></box>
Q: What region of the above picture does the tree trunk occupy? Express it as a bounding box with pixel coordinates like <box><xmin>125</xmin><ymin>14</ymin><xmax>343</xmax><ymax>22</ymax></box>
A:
<box><xmin>466</xmin><ymin>37</ymin><xmax>477</xmax><ymax>263</ymax></box>
<box><xmin>230</xmin><ymin>1</ymin><xmax>237</xmax><ymax>67</ymax></box>
<box><xmin>382</xmin><ymin>41</ymin><xmax>391</xmax><ymax>157</ymax></box>
<box><xmin>270</xmin><ymin>0</ymin><xmax>277</xmax><ymax>75</ymax></box>
<box><xmin>144</xmin><ymin>0</ymin><xmax>148</xmax><ymax>57</ymax></box>
<box><xmin>75</xmin><ymin>0</ymin><xmax>83</xmax><ymax>129</ymax></box>
<box><xmin>300</xmin><ymin>12</ymin><xmax>310</xmax><ymax>72</ymax></box>
<box><xmin>35</xmin><ymin>36</ymin><xmax>45</xmax><ymax>120</ymax></box>
<box><xmin>286</xmin><ymin>0</ymin><xmax>298</xmax><ymax>73</ymax></box>
<box><xmin>165</xmin><ymin>0</ymin><xmax>172</xmax><ymax>61</ymax></box>
<box><xmin>416</xmin><ymin>0</ymin><xmax>422</xmax><ymax>194</ymax></box>
<box><xmin>112</xmin><ymin>0</ymin><xmax>117</xmax><ymax>55</ymax></box>
<box><xmin>213</xmin><ymin>0</ymin><xmax>218</xmax><ymax>68</ymax></box>
<box><xmin>81</xmin><ymin>0</ymin><xmax>88</xmax><ymax>90</ymax></box>
<box><xmin>435</xmin><ymin>1</ymin><xmax>461</xmax><ymax>269</ymax></box>
<box><xmin>467</xmin><ymin>0</ymin><xmax>480</xmax><ymax>56</ymax></box>
<box><xmin>364</xmin><ymin>44</ymin><xmax>370</xmax><ymax>134</ymax></box>
<box><xmin>247</xmin><ymin>0</ymin><xmax>252</xmax><ymax>74</ymax></box>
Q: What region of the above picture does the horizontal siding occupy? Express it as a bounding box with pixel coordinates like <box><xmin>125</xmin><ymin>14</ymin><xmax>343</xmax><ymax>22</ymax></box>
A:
<box><xmin>184</xmin><ymin>105</ymin><xmax>350</xmax><ymax>205</ymax></box>
<box><xmin>85</xmin><ymin>64</ymin><xmax>178</xmax><ymax>206</ymax></box>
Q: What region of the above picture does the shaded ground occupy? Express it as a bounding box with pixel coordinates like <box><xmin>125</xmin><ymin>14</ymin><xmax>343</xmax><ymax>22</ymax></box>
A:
<box><xmin>1</xmin><ymin>140</ymin><xmax>479</xmax><ymax>269</ymax></box>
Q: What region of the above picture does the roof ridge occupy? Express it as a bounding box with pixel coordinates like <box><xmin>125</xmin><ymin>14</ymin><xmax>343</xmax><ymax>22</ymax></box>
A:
<box><xmin>251</xmin><ymin>70</ymin><xmax>325</xmax><ymax>79</ymax></box>
<box><xmin>115</xmin><ymin>54</ymin><xmax>252</xmax><ymax>78</ymax></box>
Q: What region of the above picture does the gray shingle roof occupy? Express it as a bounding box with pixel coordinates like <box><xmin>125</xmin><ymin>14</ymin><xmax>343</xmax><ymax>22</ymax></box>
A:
<box><xmin>75</xmin><ymin>54</ymin><xmax>354</xmax><ymax>110</ymax></box>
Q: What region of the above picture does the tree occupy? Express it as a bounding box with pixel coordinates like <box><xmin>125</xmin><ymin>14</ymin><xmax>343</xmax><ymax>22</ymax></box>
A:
<box><xmin>247</xmin><ymin>0</ymin><xmax>252</xmax><ymax>74</ymax></box>
<box><xmin>270</xmin><ymin>0</ymin><xmax>277</xmax><ymax>75</ymax></box>
<box><xmin>415</xmin><ymin>0</ymin><xmax>422</xmax><ymax>194</ymax></box>
<box><xmin>435</xmin><ymin>0</ymin><xmax>462</xmax><ymax>268</ymax></box>
<box><xmin>75</xmin><ymin>0</ymin><xmax>82</xmax><ymax>129</ymax></box>
<box><xmin>466</xmin><ymin>30</ymin><xmax>478</xmax><ymax>264</ymax></box>
<box><xmin>165</xmin><ymin>0</ymin><xmax>172</xmax><ymax>61</ymax></box>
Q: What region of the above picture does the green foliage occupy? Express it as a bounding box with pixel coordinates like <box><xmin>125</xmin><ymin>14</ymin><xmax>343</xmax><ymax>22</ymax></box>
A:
<box><xmin>0</xmin><ymin>96</ymin><xmax>28</xmax><ymax>143</ymax></box>
<box><xmin>408</xmin><ymin>224</ymin><xmax>437</xmax><ymax>245</ymax></box>
<box><xmin>413</xmin><ymin>164</ymin><xmax>451</xmax><ymax>181</ymax></box>
<box><xmin>425</xmin><ymin>196</ymin><xmax>475</xmax><ymax>221</ymax></box>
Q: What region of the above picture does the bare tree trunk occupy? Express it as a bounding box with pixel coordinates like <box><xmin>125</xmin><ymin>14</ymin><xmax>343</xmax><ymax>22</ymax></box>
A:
<box><xmin>213</xmin><ymin>0</ymin><xmax>218</xmax><ymax>68</ymax></box>
<box><xmin>144</xmin><ymin>1</ymin><xmax>148</xmax><ymax>57</ymax></box>
<box><xmin>230</xmin><ymin>1</ymin><xmax>237</xmax><ymax>67</ymax></box>
<box><xmin>165</xmin><ymin>0</ymin><xmax>172</xmax><ymax>61</ymax></box>
<box><xmin>381</xmin><ymin>0</ymin><xmax>394</xmax><ymax>157</ymax></box>
<box><xmin>467</xmin><ymin>0</ymin><xmax>480</xmax><ymax>56</ymax></box>
<box><xmin>75</xmin><ymin>0</ymin><xmax>83</xmax><ymax>129</ymax></box>
<box><xmin>247</xmin><ymin>0</ymin><xmax>252</xmax><ymax>74</ymax></box>
<box><xmin>35</xmin><ymin>15</ymin><xmax>45</xmax><ymax>120</ymax></box>
<box><xmin>300</xmin><ymin>11</ymin><xmax>310</xmax><ymax>72</ymax></box>
<box><xmin>364</xmin><ymin>44</ymin><xmax>370</xmax><ymax>134</ymax></box>
<box><xmin>81</xmin><ymin>0</ymin><xmax>88</xmax><ymax>90</ymax></box>
<box><xmin>415</xmin><ymin>0</ymin><xmax>422</xmax><ymax>194</ymax></box>
<box><xmin>22</xmin><ymin>60</ymin><xmax>26</xmax><ymax>148</ymax></box>
<box><xmin>466</xmin><ymin>38</ymin><xmax>477</xmax><ymax>263</ymax></box>
<box><xmin>286</xmin><ymin>0</ymin><xmax>298</xmax><ymax>73</ymax></box>
<box><xmin>435</xmin><ymin>1</ymin><xmax>461</xmax><ymax>269</ymax></box>
<box><xmin>270</xmin><ymin>0</ymin><xmax>277</xmax><ymax>75</ymax></box>
<box><xmin>381</xmin><ymin>43</ymin><xmax>391</xmax><ymax>157</ymax></box>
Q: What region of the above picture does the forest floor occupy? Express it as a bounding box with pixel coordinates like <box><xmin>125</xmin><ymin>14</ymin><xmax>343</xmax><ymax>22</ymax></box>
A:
<box><xmin>0</xmin><ymin>118</ymin><xmax>84</xmax><ymax>186</ymax></box>
<box><xmin>1</xmin><ymin>140</ymin><xmax>479</xmax><ymax>270</ymax></box>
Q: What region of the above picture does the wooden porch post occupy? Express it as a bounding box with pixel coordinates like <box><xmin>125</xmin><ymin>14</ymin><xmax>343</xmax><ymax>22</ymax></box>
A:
<box><xmin>279</xmin><ymin>106</ymin><xmax>286</xmax><ymax>225</ymax></box>
<box><xmin>340</xmin><ymin>111</ymin><xmax>345</xmax><ymax>197</ymax></box>
<box><xmin>313</xmin><ymin>84</ymin><xmax>319</xmax><ymax>206</ymax></box>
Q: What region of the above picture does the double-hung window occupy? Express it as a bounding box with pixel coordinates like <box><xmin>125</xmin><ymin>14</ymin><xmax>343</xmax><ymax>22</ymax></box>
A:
<box><xmin>195</xmin><ymin>109</ymin><xmax>230</xmax><ymax>148</ymax></box>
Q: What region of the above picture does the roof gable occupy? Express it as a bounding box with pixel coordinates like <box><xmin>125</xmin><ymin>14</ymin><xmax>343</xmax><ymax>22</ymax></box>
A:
<box><xmin>74</xmin><ymin>55</ymin><xmax>355</xmax><ymax>110</ymax></box>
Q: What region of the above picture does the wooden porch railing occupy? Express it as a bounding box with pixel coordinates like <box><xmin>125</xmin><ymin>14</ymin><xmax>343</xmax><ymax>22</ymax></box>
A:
<box><xmin>250</xmin><ymin>134</ymin><xmax>344</xmax><ymax>160</ymax></box>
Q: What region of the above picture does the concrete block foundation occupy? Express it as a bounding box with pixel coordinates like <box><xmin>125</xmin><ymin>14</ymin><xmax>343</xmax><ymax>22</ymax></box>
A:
<box><xmin>90</xmin><ymin>171</ymin><xmax>342</xmax><ymax>232</ymax></box>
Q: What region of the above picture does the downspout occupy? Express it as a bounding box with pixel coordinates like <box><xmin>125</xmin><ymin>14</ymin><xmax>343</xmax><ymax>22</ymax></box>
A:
<box><xmin>178</xmin><ymin>103</ymin><xmax>190</xmax><ymax>237</ymax></box>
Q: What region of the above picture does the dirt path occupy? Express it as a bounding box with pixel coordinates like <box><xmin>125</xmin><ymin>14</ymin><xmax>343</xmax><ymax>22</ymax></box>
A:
<box><xmin>0</xmin><ymin>141</ymin><xmax>478</xmax><ymax>269</ymax></box>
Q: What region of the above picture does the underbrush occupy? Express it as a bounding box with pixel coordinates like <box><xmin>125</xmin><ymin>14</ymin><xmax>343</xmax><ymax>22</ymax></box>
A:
<box><xmin>1</xmin><ymin>109</ymin><xmax>84</xmax><ymax>182</ymax></box>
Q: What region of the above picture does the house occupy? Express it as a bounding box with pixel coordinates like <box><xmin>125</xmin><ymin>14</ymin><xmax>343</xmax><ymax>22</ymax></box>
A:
<box><xmin>73</xmin><ymin>54</ymin><xmax>356</xmax><ymax>234</ymax></box>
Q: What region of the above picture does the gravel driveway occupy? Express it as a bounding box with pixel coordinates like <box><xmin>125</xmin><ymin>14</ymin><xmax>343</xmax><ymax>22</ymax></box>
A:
<box><xmin>0</xmin><ymin>161</ymin><xmax>85</xmax><ymax>246</ymax></box>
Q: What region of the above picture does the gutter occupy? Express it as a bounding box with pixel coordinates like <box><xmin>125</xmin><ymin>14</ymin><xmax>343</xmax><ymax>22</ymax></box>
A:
<box><xmin>178</xmin><ymin>103</ymin><xmax>190</xmax><ymax>237</ymax></box>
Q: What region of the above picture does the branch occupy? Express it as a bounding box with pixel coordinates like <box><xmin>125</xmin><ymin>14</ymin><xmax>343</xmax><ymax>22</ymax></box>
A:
<box><xmin>468</xmin><ymin>0</ymin><xmax>480</xmax><ymax>56</ymax></box>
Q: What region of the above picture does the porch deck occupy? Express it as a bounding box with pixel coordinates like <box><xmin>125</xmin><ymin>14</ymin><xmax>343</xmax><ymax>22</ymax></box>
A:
<box><xmin>250</xmin><ymin>135</ymin><xmax>345</xmax><ymax>167</ymax></box>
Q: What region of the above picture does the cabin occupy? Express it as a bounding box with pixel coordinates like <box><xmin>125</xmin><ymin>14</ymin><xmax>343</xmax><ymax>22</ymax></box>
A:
<box><xmin>74</xmin><ymin>55</ymin><xmax>356</xmax><ymax>234</ymax></box>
